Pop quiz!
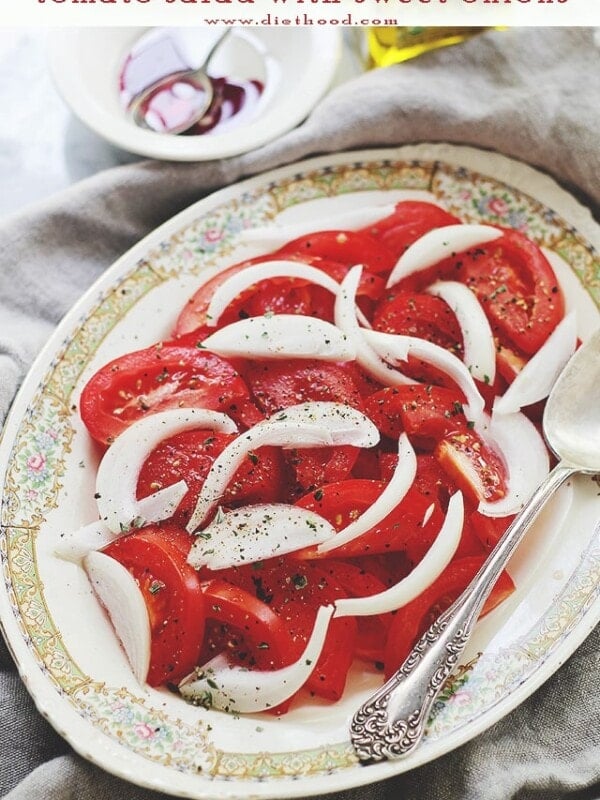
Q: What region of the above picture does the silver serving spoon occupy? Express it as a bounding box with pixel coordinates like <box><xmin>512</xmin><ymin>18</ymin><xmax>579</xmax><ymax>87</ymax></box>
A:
<box><xmin>129</xmin><ymin>30</ymin><xmax>229</xmax><ymax>135</ymax></box>
<box><xmin>350</xmin><ymin>327</ymin><xmax>600</xmax><ymax>763</ymax></box>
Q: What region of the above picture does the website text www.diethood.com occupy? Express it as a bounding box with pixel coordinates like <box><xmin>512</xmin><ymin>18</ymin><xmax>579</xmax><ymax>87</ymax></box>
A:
<box><xmin>201</xmin><ymin>12</ymin><xmax>432</xmax><ymax>23</ymax></box>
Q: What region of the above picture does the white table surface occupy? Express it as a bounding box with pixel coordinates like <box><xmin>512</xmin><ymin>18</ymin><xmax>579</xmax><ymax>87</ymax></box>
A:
<box><xmin>0</xmin><ymin>28</ymin><xmax>142</xmax><ymax>219</ymax></box>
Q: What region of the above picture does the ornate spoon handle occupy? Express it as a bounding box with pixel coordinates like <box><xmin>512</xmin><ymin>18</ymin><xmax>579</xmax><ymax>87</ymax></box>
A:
<box><xmin>350</xmin><ymin>463</ymin><xmax>576</xmax><ymax>762</ymax></box>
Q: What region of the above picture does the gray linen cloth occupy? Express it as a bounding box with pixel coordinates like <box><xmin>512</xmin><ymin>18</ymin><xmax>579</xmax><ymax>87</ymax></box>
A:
<box><xmin>1</xmin><ymin>26</ymin><xmax>599</xmax><ymax>800</ymax></box>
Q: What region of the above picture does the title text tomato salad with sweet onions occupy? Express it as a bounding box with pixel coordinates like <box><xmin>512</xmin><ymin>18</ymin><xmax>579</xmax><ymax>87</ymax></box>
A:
<box><xmin>76</xmin><ymin>199</ymin><xmax>577</xmax><ymax>716</ymax></box>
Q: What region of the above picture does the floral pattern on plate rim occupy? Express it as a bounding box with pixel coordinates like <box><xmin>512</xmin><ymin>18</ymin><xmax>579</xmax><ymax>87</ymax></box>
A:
<box><xmin>1</xmin><ymin>157</ymin><xmax>599</xmax><ymax>782</ymax></box>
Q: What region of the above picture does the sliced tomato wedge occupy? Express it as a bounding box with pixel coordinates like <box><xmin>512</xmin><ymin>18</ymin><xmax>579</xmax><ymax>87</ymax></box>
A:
<box><xmin>396</xmin><ymin>229</ymin><xmax>564</xmax><ymax>355</ymax></box>
<box><xmin>242</xmin><ymin>359</ymin><xmax>364</xmax><ymax>417</ymax></box>
<box><xmin>103</xmin><ymin>524</ymin><xmax>204</xmax><ymax>687</ymax></box>
<box><xmin>136</xmin><ymin>430</ymin><xmax>284</xmax><ymax>526</ymax></box>
<box><xmin>319</xmin><ymin>559</ymin><xmax>393</xmax><ymax>662</ymax></box>
<box><xmin>214</xmin><ymin>557</ymin><xmax>356</xmax><ymax>701</ymax></box>
<box><xmin>469</xmin><ymin>509</ymin><xmax>515</xmax><ymax>550</ymax></box>
<box><xmin>460</xmin><ymin>230</ymin><xmax>564</xmax><ymax>354</ymax></box>
<box><xmin>79</xmin><ymin>344</ymin><xmax>250</xmax><ymax>445</ymax></box>
<box><xmin>412</xmin><ymin>453</ymin><xmax>456</xmax><ymax>509</ymax></box>
<box><xmin>173</xmin><ymin>255</ymin><xmax>316</xmax><ymax>336</ymax></box>
<box><xmin>200</xmin><ymin>578</ymin><xmax>293</xmax><ymax>669</ymax></box>
<box><xmin>220</xmin><ymin>262</ymin><xmax>385</xmax><ymax>325</ymax></box>
<box><xmin>277</xmin><ymin>230</ymin><xmax>396</xmax><ymax>275</ymax></box>
<box><xmin>175</xmin><ymin>265</ymin><xmax>244</xmax><ymax>335</ymax></box>
<box><xmin>284</xmin><ymin>445</ymin><xmax>359</xmax><ymax>499</ymax></box>
<box><xmin>380</xmin><ymin>220</ymin><xmax>454</xmax><ymax>260</ymax></box>
<box><xmin>294</xmin><ymin>479</ymin><xmax>445</xmax><ymax>560</ymax></box>
<box><xmin>372</xmin><ymin>291</ymin><xmax>463</xmax><ymax>354</ymax></box>
<box><xmin>360</xmin><ymin>200</ymin><xmax>461</xmax><ymax>243</ymax></box>
<box><xmin>364</xmin><ymin>384</ymin><xmax>467</xmax><ymax>444</ymax></box>
<box><xmin>173</xmin><ymin>254</ymin><xmax>385</xmax><ymax>336</ymax></box>
<box><xmin>383</xmin><ymin>555</ymin><xmax>515</xmax><ymax>678</ymax></box>
<box><xmin>435</xmin><ymin>429</ymin><xmax>508</xmax><ymax>505</ymax></box>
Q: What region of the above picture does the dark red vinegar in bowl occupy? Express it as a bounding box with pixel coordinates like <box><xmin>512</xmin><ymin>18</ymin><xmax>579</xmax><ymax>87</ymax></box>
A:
<box><xmin>120</xmin><ymin>29</ymin><xmax>266</xmax><ymax>136</ymax></box>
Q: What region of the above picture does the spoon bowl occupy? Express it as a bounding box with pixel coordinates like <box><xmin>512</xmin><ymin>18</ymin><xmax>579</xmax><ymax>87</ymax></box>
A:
<box><xmin>543</xmin><ymin>330</ymin><xmax>600</xmax><ymax>471</ymax></box>
<box><xmin>128</xmin><ymin>30</ymin><xmax>229</xmax><ymax>136</ymax></box>
<box><xmin>350</xmin><ymin>327</ymin><xmax>600</xmax><ymax>763</ymax></box>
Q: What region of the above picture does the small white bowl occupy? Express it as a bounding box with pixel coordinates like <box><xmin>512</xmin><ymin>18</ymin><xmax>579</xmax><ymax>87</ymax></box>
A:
<box><xmin>48</xmin><ymin>27</ymin><xmax>341</xmax><ymax>162</ymax></box>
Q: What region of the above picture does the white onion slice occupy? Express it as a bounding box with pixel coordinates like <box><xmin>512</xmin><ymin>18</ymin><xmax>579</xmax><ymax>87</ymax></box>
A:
<box><xmin>363</xmin><ymin>329</ymin><xmax>485</xmax><ymax>421</ymax></box>
<box><xmin>201</xmin><ymin>314</ymin><xmax>354</xmax><ymax>362</ymax></box>
<box><xmin>55</xmin><ymin>519</ymin><xmax>115</xmax><ymax>563</ymax></box>
<box><xmin>55</xmin><ymin>483</ymin><xmax>189</xmax><ymax>562</ymax></box>
<box><xmin>427</xmin><ymin>280</ymin><xmax>496</xmax><ymax>383</ymax></box>
<box><xmin>188</xmin><ymin>504</ymin><xmax>336</xmax><ymax>570</ymax></box>
<box><xmin>334</xmin><ymin>492</ymin><xmax>464</xmax><ymax>616</ymax></box>
<box><xmin>335</xmin><ymin>266</ymin><xmax>416</xmax><ymax>387</ymax></box>
<box><xmin>278</xmin><ymin>402</ymin><xmax>380</xmax><ymax>448</ymax></box>
<box><xmin>477</xmin><ymin>411</ymin><xmax>550</xmax><ymax>517</ymax></box>
<box><xmin>84</xmin><ymin>550</ymin><xmax>151</xmax><ymax>684</ymax></box>
<box><xmin>179</xmin><ymin>605</ymin><xmax>335</xmax><ymax>713</ymax></box>
<box><xmin>386</xmin><ymin>224</ymin><xmax>502</xmax><ymax>288</ymax></box>
<box><xmin>493</xmin><ymin>312</ymin><xmax>577</xmax><ymax>415</ymax></box>
<box><xmin>317</xmin><ymin>433</ymin><xmax>416</xmax><ymax>554</ymax></box>
<box><xmin>96</xmin><ymin>408</ymin><xmax>237</xmax><ymax>534</ymax></box>
<box><xmin>186</xmin><ymin>403</ymin><xmax>379</xmax><ymax>532</ymax></box>
<box><xmin>205</xmin><ymin>260</ymin><xmax>342</xmax><ymax>327</ymax></box>
<box><xmin>135</xmin><ymin>480</ymin><xmax>189</xmax><ymax>526</ymax></box>
<box><xmin>237</xmin><ymin>206</ymin><xmax>397</xmax><ymax>250</ymax></box>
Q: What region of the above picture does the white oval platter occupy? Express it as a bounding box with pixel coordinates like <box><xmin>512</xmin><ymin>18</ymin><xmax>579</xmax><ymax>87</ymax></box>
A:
<box><xmin>0</xmin><ymin>144</ymin><xmax>599</xmax><ymax>798</ymax></box>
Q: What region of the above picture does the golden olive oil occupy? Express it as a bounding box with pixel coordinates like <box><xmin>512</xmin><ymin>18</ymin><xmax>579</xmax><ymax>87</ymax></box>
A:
<box><xmin>367</xmin><ymin>27</ymin><xmax>497</xmax><ymax>68</ymax></box>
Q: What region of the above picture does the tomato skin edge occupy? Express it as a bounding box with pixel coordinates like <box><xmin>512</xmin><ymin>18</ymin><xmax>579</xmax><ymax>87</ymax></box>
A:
<box><xmin>103</xmin><ymin>524</ymin><xmax>206</xmax><ymax>687</ymax></box>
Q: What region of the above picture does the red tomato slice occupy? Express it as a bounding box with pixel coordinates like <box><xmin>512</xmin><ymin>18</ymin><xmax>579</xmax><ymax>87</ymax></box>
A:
<box><xmin>340</xmin><ymin>361</ymin><xmax>384</xmax><ymax>399</ymax></box>
<box><xmin>173</xmin><ymin>255</ymin><xmax>385</xmax><ymax>336</ymax></box>
<box><xmin>214</xmin><ymin>557</ymin><xmax>356</xmax><ymax>701</ymax></box>
<box><xmin>242</xmin><ymin>359</ymin><xmax>364</xmax><ymax>417</ymax></box>
<box><xmin>223</xmin><ymin>280</ymin><xmax>314</xmax><ymax>326</ymax></box>
<box><xmin>372</xmin><ymin>291</ymin><xmax>463</xmax><ymax>354</ymax></box>
<box><xmin>175</xmin><ymin>264</ymin><xmax>248</xmax><ymax>335</ymax></box>
<box><xmin>103</xmin><ymin>524</ymin><xmax>204</xmax><ymax>687</ymax></box>
<box><xmin>351</xmin><ymin>448</ymin><xmax>383</xmax><ymax>481</ymax></box>
<box><xmin>383</xmin><ymin>556</ymin><xmax>515</xmax><ymax>679</ymax></box>
<box><xmin>462</xmin><ymin>230</ymin><xmax>564</xmax><ymax>354</ymax></box>
<box><xmin>397</xmin><ymin>229</ymin><xmax>564</xmax><ymax>355</ymax></box>
<box><xmin>294</xmin><ymin>479</ymin><xmax>445</xmax><ymax>559</ymax></box>
<box><xmin>360</xmin><ymin>200</ymin><xmax>461</xmax><ymax>241</ymax></box>
<box><xmin>313</xmin><ymin>261</ymin><xmax>386</xmax><ymax>301</ymax></box>
<box><xmin>174</xmin><ymin>258</ymin><xmax>312</xmax><ymax>336</ymax></box>
<box><xmin>224</xmin><ymin>264</ymin><xmax>385</xmax><ymax>326</ymax></box>
<box><xmin>469</xmin><ymin>509</ymin><xmax>515</xmax><ymax>550</ymax></box>
<box><xmin>381</xmin><ymin>220</ymin><xmax>453</xmax><ymax>260</ymax></box>
<box><xmin>412</xmin><ymin>453</ymin><xmax>456</xmax><ymax>509</ymax></box>
<box><xmin>453</xmin><ymin>517</ymin><xmax>489</xmax><ymax>559</ymax></box>
<box><xmin>364</xmin><ymin>385</ymin><xmax>467</xmax><ymax>444</ymax></box>
<box><xmin>79</xmin><ymin>344</ymin><xmax>250</xmax><ymax>445</ymax></box>
<box><xmin>294</xmin><ymin>479</ymin><xmax>383</xmax><ymax>540</ymax></box>
<box><xmin>284</xmin><ymin>445</ymin><xmax>359</xmax><ymax>499</ymax></box>
<box><xmin>277</xmin><ymin>230</ymin><xmax>396</xmax><ymax>275</ymax></box>
<box><xmin>435</xmin><ymin>429</ymin><xmax>508</xmax><ymax>505</ymax></box>
<box><xmin>200</xmin><ymin>578</ymin><xmax>293</xmax><ymax>669</ymax></box>
<box><xmin>136</xmin><ymin>430</ymin><xmax>284</xmax><ymax>526</ymax></box>
<box><xmin>319</xmin><ymin>559</ymin><xmax>393</xmax><ymax>662</ymax></box>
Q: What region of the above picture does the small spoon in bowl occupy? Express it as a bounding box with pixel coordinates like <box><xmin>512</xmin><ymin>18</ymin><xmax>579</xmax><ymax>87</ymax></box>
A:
<box><xmin>350</xmin><ymin>327</ymin><xmax>600</xmax><ymax>763</ymax></box>
<box><xmin>128</xmin><ymin>29</ymin><xmax>229</xmax><ymax>135</ymax></box>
